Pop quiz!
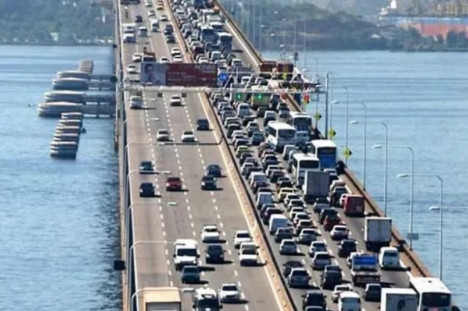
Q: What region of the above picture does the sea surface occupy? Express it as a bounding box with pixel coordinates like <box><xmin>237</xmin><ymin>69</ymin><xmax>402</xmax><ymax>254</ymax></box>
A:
<box><xmin>264</xmin><ymin>50</ymin><xmax>468</xmax><ymax>307</ymax></box>
<box><xmin>0</xmin><ymin>45</ymin><xmax>120</xmax><ymax>310</ymax></box>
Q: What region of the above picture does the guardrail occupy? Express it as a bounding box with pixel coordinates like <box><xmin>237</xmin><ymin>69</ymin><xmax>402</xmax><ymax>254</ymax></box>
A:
<box><xmin>213</xmin><ymin>0</ymin><xmax>431</xmax><ymax>278</ymax></box>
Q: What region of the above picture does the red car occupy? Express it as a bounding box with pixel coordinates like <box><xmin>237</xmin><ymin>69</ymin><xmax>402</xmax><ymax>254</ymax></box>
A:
<box><xmin>323</xmin><ymin>215</ymin><xmax>341</xmax><ymax>231</ymax></box>
<box><xmin>166</xmin><ymin>177</ymin><xmax>182</xmax><ymax>191</ymax></box>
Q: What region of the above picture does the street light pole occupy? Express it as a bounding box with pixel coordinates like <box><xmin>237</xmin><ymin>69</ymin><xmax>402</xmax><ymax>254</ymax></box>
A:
<box><xmin>342</xmin><ymin>86</ymin><xmax>349</xmax><ymax>165</ymax></box>
<box><xmin>398</xmin><ymin>174</ymin><xmax>444</xmax><ymax>279</ymax></box>
<box><xmin>371</xmin><ymin>123</ymin><xmax>389</xmax><ymax>215</ymax></box>
<box><xmin>393</xmin><ymin>146</ymin><xmax>415</xmax><ymax>249</ymax></box>
<box><xmin>349</xmin><ymin>102</ymin><xmax>367</xmax><ymax>189</ymax></box>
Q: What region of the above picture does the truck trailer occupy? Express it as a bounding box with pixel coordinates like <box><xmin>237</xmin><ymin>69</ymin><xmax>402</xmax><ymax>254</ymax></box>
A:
<box><xmin>138</xmin><ymin>287</ymin><xmax>182</xmax><ymax>311</ymax></box>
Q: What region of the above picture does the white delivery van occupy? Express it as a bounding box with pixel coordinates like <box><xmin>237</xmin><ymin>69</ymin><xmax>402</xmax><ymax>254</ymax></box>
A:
<box><xmin>269</xmin><ymin>214</ymin><xmax>289</xmax><ymax>234</ymax></box>
<box><xmin>379</xmin><ymin>246</ymin><xmax>400</xmax><ymax>269</ymax></box>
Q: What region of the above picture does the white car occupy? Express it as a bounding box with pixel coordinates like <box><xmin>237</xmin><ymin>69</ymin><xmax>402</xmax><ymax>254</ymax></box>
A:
<box><xmin>330</xmin><ymin>225</ymin><xmax>349</xmax><ymax>240</ymax></box>
<box><xmin>160</xmin><ymin>56</ymin><xmax>169</xmax><ymax>63</ymax></box>
<box><xmin>181</xmin><ymin>130</ymin><xmax>196</xmax><ymax>142</ymax></box>
<box><xmin>132</xmin><ymin>53</ymin><xmax>142</xmax><ymax>63</ymax></box>
<box><xmin>218</xmin><ymin>283</ymin><xmax>241</xmax><ymax>302</ymax></box>
<box><xmin>234</xmin><ymin>230</ymin><xmax>251</xmax><ymax>248</ymax></box>
<box><xmin>332</xmin><ymin>284</ymin><xmax>353</xmax><ymax>303</ymax></box>
<box><xmin>169</xmin><ymin>94</ymin><xmax>182</xmax><ymax>106</ymax></box>
<box><xmin>147</xmin><ymin>10</ymin><xmax>156</xmax><ymax>17</ymax></box>
<box><xmin>160</xmin><ymin>14</ymin><xmax>168</xmax><ymax>21</ymax></box>
<box><xmin>279</xmin><ymin>239</ymin><xmax>297</xmax><ymax>255</ymax></box>
<box><xmin>170</xmin><ymin>47</ymin><xmax>181</xmax><ymax>56</ymax></box>
<box><xmin>126</xmin><ymin>64</ymin><xmax>138</xmax><ymax>74</ymax></box>
<box><xmin>201</xmin><ymin>225</ymin><xmax>220</xmax><ymax>242</ymax></box>
<box><xmin>130</xmin><ymin>96</ymin><xmax>143</xmax><ymax>109</ymax></box>
<box><xmin>156</xmin><ymin>129</ymin><xmax>170</xmax><ymax>141</ymax></box>
<box><xmin>144</xmin><ymin>0</ymin><xmax>152</xmax><ymax>7</ymax></box>
<box><xmin>239</xmin><ymin>243</ymin><xmax>258</xmax><ymax>266</ymax></box>
<box><xmin>172</xmin><ymin>55</ymin><xmax>183</xmax><ymax>63</ymax></box>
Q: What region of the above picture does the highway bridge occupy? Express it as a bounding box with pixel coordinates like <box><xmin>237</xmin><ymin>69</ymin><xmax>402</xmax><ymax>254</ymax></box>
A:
<box><xmin>114</xmin><ymin>0</ymin><xmax>454</xmax><ymax>310</ymax></box>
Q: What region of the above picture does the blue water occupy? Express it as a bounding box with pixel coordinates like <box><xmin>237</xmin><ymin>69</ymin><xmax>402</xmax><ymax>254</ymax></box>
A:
<box><xmin>0</xmin><ymin>45</ymin><xmax>120</xmax><ymax>310</ymax></box>
<box><xmin>264</xmin><ymin>50</ymin><xmax>468</xmax><ymax>307</ymax></box>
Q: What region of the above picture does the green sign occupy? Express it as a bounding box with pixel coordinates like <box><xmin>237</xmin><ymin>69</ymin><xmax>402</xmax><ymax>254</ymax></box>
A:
<box><xmin>314</xmin><ymin>112</ymin><xmax>322</xmax><ymax>120</ymax></box>
<box><xmin>328</xmin><ymin>129</ymin><xmax>336</xmax><ymax>139</ymax></box>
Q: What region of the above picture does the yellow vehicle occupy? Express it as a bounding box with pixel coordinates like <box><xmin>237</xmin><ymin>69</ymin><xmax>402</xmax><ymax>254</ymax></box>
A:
<box><xmin>278</xmin><ymin>187</ymin><xmax>295</xmax><ymax>202</ymax></box>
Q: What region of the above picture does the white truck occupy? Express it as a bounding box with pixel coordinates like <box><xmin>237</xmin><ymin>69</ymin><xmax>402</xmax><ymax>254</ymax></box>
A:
<box><xmin>350</xmin><ymin>254</ymin><xmax>381</xmax><ymax>286</ymax></box>
<box><xmin>364</xmin><ymin>216</ymin><xmax>392</xmax><ymax>251</ymax></box>
<box><xmin>302</xmin><ymin>170</ymin><xmax>330</xmax><ymax>203</ymax></box>
<box><xmin>381</xmin><ymin>288</ymin><xmax>418</xmax><ymax>311</ymax></box>
<box><xmin>139</xmin><ymin>287</ymin><xmax>182</xmax><ymax>311</ymax></box>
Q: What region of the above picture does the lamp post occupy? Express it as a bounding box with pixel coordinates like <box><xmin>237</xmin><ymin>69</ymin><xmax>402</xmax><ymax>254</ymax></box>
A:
<box><xmin>259</xmin><ymin>24</ymin><xmax>265</xmax><ymax>52</ymax></box>
<box><xmin>342</xmin><ymin>86</ymin><xmax>349</xmax><ymax>165</ymax></box>
<box><xmin>328</xmin><ymin>100</ymin><xmax>340</xmax><ymax>139</ymax></box>
<box><xmin>397</xmin><ymin>174</ymin><xmax>444</xmax><ymax>279</ymax></box>
<box><xmin>349</xmin><ymin>103</ymin><xmax>367</xmax><ymax>189</ymax></box>
<box><xmin>375</xmin><ymin>145</ymin><xmax>414</xmax><ymax>248</ymax></box>
<box><xmin>368</xmin><ymin>122</ymin><xmax>389</xmax><ymax>215</ymax></box>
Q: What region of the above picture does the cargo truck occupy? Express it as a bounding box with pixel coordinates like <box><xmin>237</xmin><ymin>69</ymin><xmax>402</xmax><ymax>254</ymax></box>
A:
<box><xmin>138</xmin><ymin>287</ymin><xmax>182</xmax><ymax>311</ymax></box>
<box><xmin>364</xmin><ymin>216</ymin><xmax>392</xmax><ymax>251</ymax></box>
<box><xmin>343</xmin><ymin>195</ymin><xmax>365</xmax><ymax>217</ymax></box>
<box><xmin>302</xmin><ymin>170</ymin><xmax>329</xmax><ymax>203</ymax></box>
<box><xmin>381</xmin><ymin>288</ymin><xmax>417</xmax><ymax>311</ymax></box>
<box><xmin>350</xmin><ymin>254</ymin><xmax>381</xmax><ymax>286</ymax></box>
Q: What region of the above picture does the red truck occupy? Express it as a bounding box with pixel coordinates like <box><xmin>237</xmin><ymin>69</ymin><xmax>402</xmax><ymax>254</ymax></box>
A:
<box><xmin>343</xmin><ymin>195</ymin><xmax>365</xmax><ymax>217</ymax></box>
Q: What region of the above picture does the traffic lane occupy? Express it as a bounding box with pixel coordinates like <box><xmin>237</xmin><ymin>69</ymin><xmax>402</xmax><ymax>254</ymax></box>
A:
<box><xmin>160</xmin><ymin>92</ymin><xmax>282</xmax><ymax>311</ymax></box>
<box><xmin>126</xmin><ymin>139</ymin><xmax>173</xmax><ymax>288</ymax></box>
<box><xmin>207</xmin><ymin>105</ymin><xmax>379</xmax><ymax>310</ymax></box>
<box><xmin>148</xmin><ymin>94</ymin><xmax>257</xmax><ymax>311</ymax></box>
<box><xmin>179</xmin><ymin>93</ymin><xmax>283</xmax><ymax>311</ymax></box>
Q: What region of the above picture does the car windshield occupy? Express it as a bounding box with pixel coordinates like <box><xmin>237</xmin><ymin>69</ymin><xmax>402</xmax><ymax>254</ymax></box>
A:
<box><xmin>177</xmin><ymin>249</ymin><xmax>197</xmax><ymax>256</ymax></box>
<box><xmin>208</xmin><ymin>245</ymin><xmax>222</xmax><ymax>253</ymax></box>
<box><xmin>168</xmin><ymin>177</ymin><xmax>180</xmax><ymax>182</ymax></box>
<box><xmin>222</xmin><ymin>285</ymin><xmax>238</xmax><ymax>291</ymax></box>
<box><xmin>205</xmin><ymin>227</ymin><xmax>217</xmax><ymax>232</ymax></box>
<box><xmin>316</xmin><ymin>254</ymin><xmax>330</xmax><ymax>260</ymax></box>
<box><xmin>184</xmin><ymin>131</ymin><xmax>193</xmax><ymax>135</ymax></box>
<box><xmin>184</xmin><ymin>267</ymin><xmax>199</xmax><ymax>273</ymax></box>
<box><xmin>242</xmin><ymin>248</ymin><xmax>256</xmax><ymax>255</ymax></box>
<box><xmin>294</xmin><ymin>270</ymin><xmax>308</xmax><ymax>276</ymax></box>
<box><xmin>159</xmin><ymin>130</ymin><xmax>168</xmax><ymax>134</ymax></box>
<box><xmin>237</xmin><ymin>232</ymin><xmax>250</xmax><ymax>238</ymax></box>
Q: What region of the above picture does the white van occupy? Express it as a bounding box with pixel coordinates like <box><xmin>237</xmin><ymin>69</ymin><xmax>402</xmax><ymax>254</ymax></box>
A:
<box><xmin>295</xmin><ymin>130</ymin><xmax>310</xmax><ymax>145</ymax></box>
<box><xmin>173</xmin><ymin>239</ymin><xmax>199</xmax><ymax>270</ymax></box>
<box><xmin>123</xmin><ymin>33</ymin><xmax>136</xmax><ymax>43</ymax></box>
<box><xmin>379</xmin><ymin>246</ymin><xmax>400</xmax><ymax>269</ymax></box>
<box><xmin>150</xmin><ymin>19</ymin><xmax>159</xmax><ymax>32</ymax></box>
<box><xmin>138</xmin><ymin>26</ymin><xmax>148</xmax><ymax>37</ymax></box>
<box><xmin>237</xmin><ymin>103</ymin><xmax>251</xmax><ymax>118</ymax></box>
<box><xmin>256</xmin><ymin>192</ymin><xmax>273</xmax><ymax>209</ymax></box>
<box><xmin>269</xmin><ymin>214</ymin><xmax>289</xmax><ymax>234</ymax></box>
<box><xmin>338</xmin><ymin>291</ymin><xmax>361</xmax><ymax>311</ymax></box>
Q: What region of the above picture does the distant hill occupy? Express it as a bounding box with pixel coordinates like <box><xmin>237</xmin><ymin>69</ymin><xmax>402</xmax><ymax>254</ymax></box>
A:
<box><xmin>276</xmin><ymin>0</ymin><xmax>389</xmax><ymax>17</ymax></box>
<box><xmin>0</xmin><ymin>0</ymin><xmax>112</xmax><ymax>44</ymax></box>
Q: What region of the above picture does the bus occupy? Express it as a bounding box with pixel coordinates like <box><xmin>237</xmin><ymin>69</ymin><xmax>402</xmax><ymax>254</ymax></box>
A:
<box><xmin>309</xmin><ymin>139</ymin><xmax>337</xmax><ymax>169</ymax></box>
<box><xmin>217</xmin><ymin>32</ymin><xmax>232</xmax><ymax>51</ymax></box>
<box><xmin>199</xmin><ymin>25</ymin><xmax>217</xmax><ymax>44</ymax></box>
<box><xmin>266</xmin><ymin>122</ymin><xmax>296</xmax><ymax>151</ymax></box>
<box><xmin>291</xmin><ymin>153</ymin><xmax>320</xmax><ymax>186</ymax></box>
<box><xmin>250</xmin><ymin>85</ymin><xmax>270</xmax><ymax>110</ymax></box>
<box><xmin>288</xmin><ymin>111</ymin><xmax>313</xmax><ymax>133</ymax></box>
<box><xmin>409</xmin><ymin>277</ymin><xmax>451</xmax><ymax>310</ymax></box>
